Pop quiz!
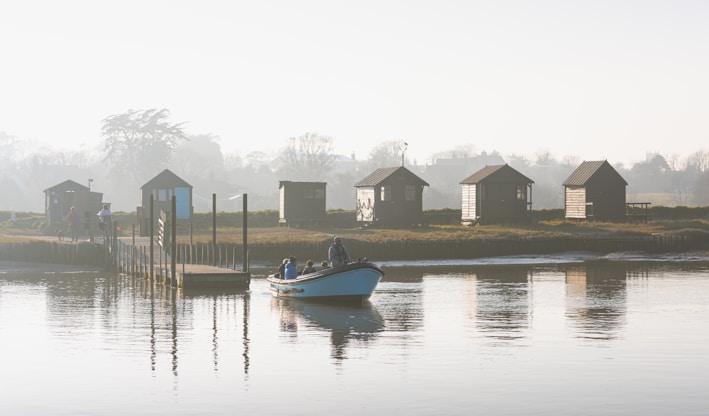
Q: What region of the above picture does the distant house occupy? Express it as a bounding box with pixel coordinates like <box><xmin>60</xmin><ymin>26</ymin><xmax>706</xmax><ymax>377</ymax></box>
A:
<box><xmin>139</xmin><ymin>169</ymin><xmax>193</xmax><ymax>236</ymax></box>
<box><xmin>43</xmin><ymin>180</ymin><xmax>103</xmax><ymax>235</ymax></box>
<box><xmin>278</xmin><ymin>181</ymin><xmax>327</xmax><ymax>226</ymax></box>
<box><xmin>563</xmin><ymin>160</ymin><xmax>627</xmax><ymax>221</ymax></box>
<box><xmin>459</xmin><ymin>164</ymin><xmax>534</xmax><ymax>225</ymax></box>
<box><xmin>354</xmin><ymin>166</ymin><xmax>429</xmax><ymax>227</ymax></box>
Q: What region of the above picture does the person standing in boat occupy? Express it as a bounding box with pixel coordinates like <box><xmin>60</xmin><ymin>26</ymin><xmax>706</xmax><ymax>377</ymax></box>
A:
<box><xmin>285</xmin><ymin>256</ymin><xmax>299</xmax><ymax>280</ymax></box>
<box><xmin>328</xmin><ymin>236</ymin><xmax>351</xmax><ymax>268</ymax></box>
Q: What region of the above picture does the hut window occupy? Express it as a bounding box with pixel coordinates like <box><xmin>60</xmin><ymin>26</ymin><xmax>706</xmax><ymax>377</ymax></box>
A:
<box><xmin>304</xmin><ymin>188</ymin><xmax>325</xmax><ymax>199</ymax></box>
<box><xmin>517</xmin><ymin>185</ymin><xmax>526</xmax><ymax>200</ymax></box>
<box><xmin>405</xmin><ymin>185</ymin><xmax>416</xmax><ymax>201</ymax></box>
<box><xmin>155</xmin><ymin>189</ymin><xmax>173</xmax><ymax>202</ymax></box>
<box><xmin>381</xmin><ymin>185</ymin><xmax>392</xmax><ymax>201</ymax></box>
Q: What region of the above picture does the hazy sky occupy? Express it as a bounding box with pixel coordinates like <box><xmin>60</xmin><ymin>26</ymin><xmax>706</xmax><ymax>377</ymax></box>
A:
<box><xmin>2</xmin><ymin>0</ymin><xmax>708</xmax><ymax>166</ymax></box>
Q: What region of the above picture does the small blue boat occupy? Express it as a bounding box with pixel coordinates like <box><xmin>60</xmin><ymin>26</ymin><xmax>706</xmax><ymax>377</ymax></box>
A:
<box><xmin>267</xmin><ymin>262</ymin><xmax>384</xmax><ymax>301</ymax></box>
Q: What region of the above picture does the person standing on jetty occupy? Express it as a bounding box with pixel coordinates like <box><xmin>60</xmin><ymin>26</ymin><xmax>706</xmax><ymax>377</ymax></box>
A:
<box><xmin>328</xmin><ymin>236</ymin><xmax>351</xmax><ymax>268</ymax></box>
<box><xmin>67</xmin><ymin>206</ymin><xmax>80</xmax><ymax>242</ymax></box>
<box><xmin>97</xmin><ymin>204</ymin><xmax>112</xmax><ymax>238</ymax></box>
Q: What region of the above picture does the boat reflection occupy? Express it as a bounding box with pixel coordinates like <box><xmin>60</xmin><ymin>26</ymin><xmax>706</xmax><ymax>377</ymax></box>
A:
<box><xmin>273</xmin><ymin>298</ymin><xmax>384</xmax><ymax>362</ymax></box>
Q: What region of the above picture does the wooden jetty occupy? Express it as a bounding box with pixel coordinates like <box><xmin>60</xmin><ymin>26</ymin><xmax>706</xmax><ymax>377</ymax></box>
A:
<box><xmin>156</xmin><ymin>263</ymin><xmax>250</xmax><ymax>288</ymax></box>
<box><xmin>110</xmin><ymin>236</ymin><xmax>250</xmax><ymax>288</ymax></box>
<box><xmin>107</xmin><ymin>193</ymin><xmax>251</xmax><ymax>289</ymax></box>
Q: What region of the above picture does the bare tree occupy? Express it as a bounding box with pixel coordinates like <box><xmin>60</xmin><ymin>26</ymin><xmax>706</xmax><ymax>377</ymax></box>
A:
<box><xmin>367</xmin><ymin>140</ymin><xmax>409</xmax><ymax>170</ymax></box>
<box><xmin>278</xmin><ymin>132</ymin><xmax>335</xmax><ymax>181</ymax></box>
<box><xmin>666</xmin><ymin>153</ymin><xmax>692</xmax><ymax>205</ymax></box>
<box><xmin>430</xmin><ymin>144</ymin><xmax>478</xmax><ymax>161</ymax></box>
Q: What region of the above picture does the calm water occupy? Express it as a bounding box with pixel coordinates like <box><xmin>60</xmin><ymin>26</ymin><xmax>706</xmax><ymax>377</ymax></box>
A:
<box><xmin>1</xmin><ymin>253</ymin><xmax>708</xmax><ymax>416</ymax></box>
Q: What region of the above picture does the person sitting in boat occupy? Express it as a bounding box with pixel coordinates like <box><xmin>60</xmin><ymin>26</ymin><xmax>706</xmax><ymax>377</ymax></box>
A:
<box><xmin>328</xmin><ymin>236</ymin><xmax>351</xmax><ymax>268</ymax></box>
<box><xmin>320</xmin><ymin>260</ymin><xmax>329</xmax><ymax>269</ymax></box>
<box><xmin>284</xmin><ymin>256</ymin><xmax>299</xmax><ymax>280</ymax></box>
<box><xmin>301</xmin><ymin>259</ymin><xmax>316</xmax><ymax>274</ymax></box>
<box><xmin>278</xmin><ymin>258</ymin><xmax>288</xmax><ymax>278</ymax></box>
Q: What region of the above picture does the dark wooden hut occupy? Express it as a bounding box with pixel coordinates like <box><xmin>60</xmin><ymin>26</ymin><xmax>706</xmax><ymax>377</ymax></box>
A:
<box><xmin>278</xmin><ymin>181</ymin><xmax>327</xmax><ymax>226</ymax></box>
<box><xmin>44</xmin><ymin>180</ymin><xmax>103</xmax><ymax>235</ymax></box>
<box><xmin>459</xmin><ymin>164</ymin><xmax>534</xmax><ymax>225</ymax></box>
<box><xmin>139</xmin><ymin>169</ymin><xmax>193</xmax><ymax>236</ymax></box>
<box><xmin>354</xmin><ymin>166</ymin><xmax>429</xmax><ymax>227</ymax></box>
<box><xmin>563</xmin><ymin>160</ymin><xmax>627</xmax><ymax>221</ymax></box>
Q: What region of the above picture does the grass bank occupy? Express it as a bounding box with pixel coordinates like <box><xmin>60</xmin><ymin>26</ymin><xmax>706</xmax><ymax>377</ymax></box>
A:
<box><xmin>3</xmin><ymin>209</ymin><xmax>709</xmax><ymax>245</ymax></box>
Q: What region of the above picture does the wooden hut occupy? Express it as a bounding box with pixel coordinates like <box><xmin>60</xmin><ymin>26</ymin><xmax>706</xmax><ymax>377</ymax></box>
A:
<box><xmin>43</xmin><ymin>180</ymin><xmax>103</xmax><ymax>236</ymax></box>
<box><xmin>139</xmin><ymin>169</ymin><xmax>193</xmax><ymax>236</ymax></box>
<box><xmin>459</xmin><ymin>164</ymin><xmax>534</xmax><ymax>225</ymax></box>
<box><xmin>354</xmin><ymin>166</ymin><xmax>429</xmax><ymax>227</ymax></box>
<box><xmin>278</xmin><ymin>181</ymin><xmax>327</xmax><ymax>226</ymax></box>
<box><xmin>563</xmin><ymin>160</ymin><xmax>627</xmax><ymax>221</ymax></box>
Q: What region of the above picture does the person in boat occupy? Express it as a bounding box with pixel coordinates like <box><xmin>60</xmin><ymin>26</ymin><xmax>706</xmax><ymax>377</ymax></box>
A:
<box><xmin>284</xmin><ymin>256</ymin><xmax>298</xmax><ymax>280</ymax></box>
<box><xmin>328</xmin><ymin>236</ymin><xmax>351</xmax><ymax>268</ymax></box>
<box><xmin>301</xmin><ymin>259</ymin><xmax>316</xmax><ymax>274</ymax></box>
<box><xmin>278</xmin><ymin>258</ymin><xmax>288</xmax><ymax>278</ymax></box>
<box><xmin>320</xmin><ymin>260</ymin><xmax>329</xmax><ymax>269</ymax></box>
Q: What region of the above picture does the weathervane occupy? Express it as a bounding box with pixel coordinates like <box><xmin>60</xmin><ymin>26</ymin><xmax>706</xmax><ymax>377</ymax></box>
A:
<box><xmin>401</xmin><ymin>141</ymin><xmax>408</xmax><ymax>166</ymax></box>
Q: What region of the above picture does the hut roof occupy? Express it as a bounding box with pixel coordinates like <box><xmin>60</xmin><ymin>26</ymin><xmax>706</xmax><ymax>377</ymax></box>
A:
<box><xmin>459</xmin><ymin>164</ymin><xmax>534</xmax><ymax>185</ymax></box>
<box><xmin>141</xmin><ymin>169</ymin><xmax>192</xmax><ymax>189</ymax></box>
<box><xmin>563</xmin><ymin>160</ymin><xmax>627</xmax><ymax>186</ymax></box>
<box><xmin>354</xmin><ymin>166</ymin><xmax>429</xmax><ymax>187</ymax></box>
<box><xmin>279</xmin><ymin>180</ymin><xmax>327</xmax><ymax>188</ymax></box>
<box><xmin>43</xmin><ymin>179</ymin><xmax>89</xmax><ymax>193</ymax></box>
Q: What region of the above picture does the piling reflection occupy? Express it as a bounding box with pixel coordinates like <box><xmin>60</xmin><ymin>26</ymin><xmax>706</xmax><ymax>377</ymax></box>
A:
<box><xmin>564</xmin><ymin>261</ymin><xmax>628</xmax><ymax>341</ymax></box>
<box><xmin>272</xmin><ymin>298</ymin><xmax>384</xmax><ymax>362</ymax></box>
<box><xmin>180</xmin><ymin>287</ymin><xmax>252</xmax><ymax>375</ymax></box>
<box><xmin>130</xmin><ymin>279</ymin><xmax>252</xmax><ymax>377</ymax></box>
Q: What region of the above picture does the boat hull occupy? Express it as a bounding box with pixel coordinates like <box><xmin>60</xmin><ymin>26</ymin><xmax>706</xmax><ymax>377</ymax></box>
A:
<box><xmin>267</xmin><ymin>262</ymin><xmax>384</xmax><ymax>300</ymax></box>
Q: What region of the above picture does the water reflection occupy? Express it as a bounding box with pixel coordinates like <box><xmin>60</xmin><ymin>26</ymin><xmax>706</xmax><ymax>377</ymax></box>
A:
<box><xmin>180</xmin><ymin>287</ymin><xmax>252</xmax><ymax>375</ymax></box>
<box><xmin>378</xmin><ymin>266</ymin><xmax>425</xmax><ymax>333</ymax></box>
<box><xmin>565</xmin><ymin>261</ymin><xmax>628</xmax><ymax>341</ymax></box>
<box><xmin>473</xmin><ymin>266</ymin><xmax>532</xmax><ymax>343</ymax></box>
<box><xmin>272</xmin><ymin>298</ymin><xmax>384</xmax><ymax>363</ymax></box>
<box><xmin>2</xmin><ymin>260</ymin><xmax>709</xmax><ymax>415</ymax></box>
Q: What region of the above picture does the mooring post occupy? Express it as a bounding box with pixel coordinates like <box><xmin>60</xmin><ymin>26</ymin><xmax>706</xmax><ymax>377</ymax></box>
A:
<box><xmin>132</xmin><ymin>224</ymin><xmax>136</xmax><ymax>278</ymax></box>
<box><xmin>242</xmin><ymin>193</ymin><xmax>248</xmax><ymax>272</ymax></box>
<box><xmin>150</xmin><ymin>195</ymin><xmax>154</xmax><ymax>281</ymax></box>
<box><xmin>171</xmin><ymin>196</ymin><xmax>177</xmax><ymax>287</ymax></box>
<box><xmin>212</xmin><ymin>193</ymin><xmax>217</xmax><ymax>266</ymax></box>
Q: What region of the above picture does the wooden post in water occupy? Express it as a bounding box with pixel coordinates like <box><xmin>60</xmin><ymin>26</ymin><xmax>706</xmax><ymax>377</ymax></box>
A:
<box><xmin>242</xmin><ymin>193</ymin><xmax>248</xmax><ymax>272</ymax></box>
<box><xmin>171</xmin><ymin>195</ymin><xmax>176</xmax><ymax>287</ymax></box>
<box><xmin>212</xmin><ymin>193</ymin><xmax>217</xmax><ymax>267</ymax></box>
<box><xmin>132</xmin><ymin>224</ymin><xmax>136</xmax><ymax>278</ymax></box>
<box><xmin>149</xmin><ymin>195</ymin><xmax>154</xmax><ymax>281</ymax></box>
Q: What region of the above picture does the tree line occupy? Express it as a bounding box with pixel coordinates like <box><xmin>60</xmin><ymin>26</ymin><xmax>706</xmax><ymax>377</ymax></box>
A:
<box><xmin>1</xmin><ymin>108</ymin><xmax>708</xmax><ymax>214</ymax></box>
